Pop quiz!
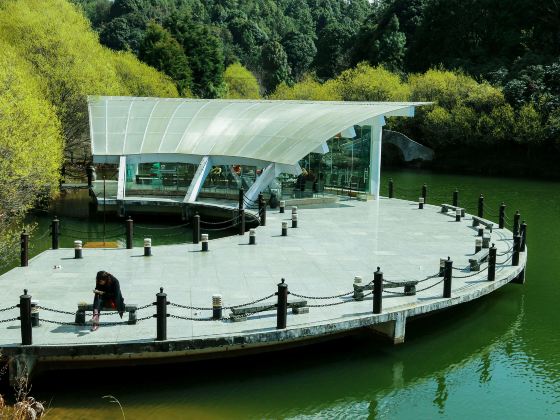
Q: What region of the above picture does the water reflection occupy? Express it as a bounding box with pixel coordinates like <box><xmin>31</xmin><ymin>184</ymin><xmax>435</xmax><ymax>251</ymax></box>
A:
<box><xmin>37</xmin><ymin>290</ymin><xmax>526</xmax><ymax>419</ymax></box>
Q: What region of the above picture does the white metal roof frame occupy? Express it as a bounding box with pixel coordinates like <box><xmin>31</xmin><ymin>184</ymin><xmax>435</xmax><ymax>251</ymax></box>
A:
<box><xmin>88</xmin><ymin>96</ymin><xmax>429</xmax><ymax>166</ymax></box>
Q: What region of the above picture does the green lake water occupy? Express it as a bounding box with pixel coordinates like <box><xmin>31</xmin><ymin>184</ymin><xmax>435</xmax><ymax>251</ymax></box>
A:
<box><xmin>8</xmin><ymin>170</ymin><xmax>560</xmax><ymax>419</ymax></box>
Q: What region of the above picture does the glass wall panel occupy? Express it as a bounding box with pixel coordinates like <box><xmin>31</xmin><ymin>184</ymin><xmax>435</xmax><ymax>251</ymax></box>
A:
<box><xmin>276</xmin><ymin>124</ymin><xmax>372</xmax><ymax>198</ymax></box>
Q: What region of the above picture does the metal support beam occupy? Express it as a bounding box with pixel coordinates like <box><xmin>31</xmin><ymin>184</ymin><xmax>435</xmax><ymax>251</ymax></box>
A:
<box><xmin>368</xmin><ymin>118</ymin><xmax>385</xmax><ymax>198</ymax></box>
<box><xmin>243</xmin><ymin>163</ymin><xmax>300</xmax><ymax>208</ymax></box>
<box><xmin>244</xmin><ymin>163</ymin><xmax>277</xmax><ymax>207</ymax></box>
<box><xmin>184</xmin><ymin>156</ymin><xmax>212</xmax><ymax>203</ymax></box>
<box><xmin>117</xmin><ymin>155</ymin><xmax>126</xmax><ymax>200</ymax></box>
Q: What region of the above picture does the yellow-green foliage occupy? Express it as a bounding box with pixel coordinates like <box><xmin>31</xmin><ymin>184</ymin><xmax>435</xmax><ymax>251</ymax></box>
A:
<box><xmin>224</xmin><ymin>63</ymin><xmax>260</xmax><ymax>99</ymax></box>
<box><xmin>408</xmin><ymin>69</ymin><xmax>504</xmax><ymax>110</ymax></box>
<box><xmin>0</xmin><ymin>0</ymin><xmax>178</xmax><ymax>148</ymax></box>
<box><xmin>334</xmin><ymin>63</ymin><xmax>410</xmax><ymax>101</ymax></box>
<box><xmin>0</xmin><ymin>0</ymin><xmax>178</xmax><ymax>263</ymax></box>
<box><xmin>0</xmin><ymin>45</ymin><xmax>63</xmax><ymax>262</ymax></box>
<box><xmin>110</xmin><ymin>51</ymin><xmax>182</xmax><ymax>98</ymax></box>
<box><xmin>270</xmin><ymin>75</ymin><xmax>341</xmax><ymax>101</ymax></box>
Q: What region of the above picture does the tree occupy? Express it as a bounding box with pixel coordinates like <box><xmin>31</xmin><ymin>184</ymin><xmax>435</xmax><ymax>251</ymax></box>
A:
<box><xmin>354</xmin><ymin>14</ymin><xmax>406</xmax><ymax>73</ymax></box>
<box><xmin>224</xmin><ymin>63</ymin><xmax>260</xmax><ymax>99</ymax></box>
<box><xmin>99</xmin><ymin>13</ymin><xmax>147</xmax><ymax>53</ymax></box>
<box><xmin>139</xmin><ymin>22</ymin><xmax>192</xmax><ymax>95</ymax></box>
<box><xmin>0</xmin><ymin>45</ymin><xmax>63</xmax><ymax>265</ymax></box>
<box><xmin>282</xmin><ymin>31</ymin><xmax>316</xmax><ymax>81</ymax></box>
<box><xmin>227</xmin><ymin>16</ymin><xmax>268</xmax><ymax>68</ymax></box>
<box><xmin>270</xmin><ymin>75</ymin><xmax>340</xmax><ymax>101</ymax></box>
<box><xmin>260</xmin><ymin>40</ymin><xmax>291</xmax><ymax>93</ymax></box>
<box><xmin>314</xmin><ymin>23</ymin><xmax>355</xmax><ymax>80</ymax></box>
<box><xmin>334</xmin><ymin>63</ymin><xmax>410</xmax><ymax>101</ymax></box>
<box><xmin>0</xmin><ymin>0</ymin><xmax>177</xmax><ymax>157</ymax></box>
<box><xmin>167</xmin><ymin>14</ymin><xmax>226</xmax><ymax>98</ymax></box>
<box><xmin>110</xmin><ymin>50</ymin><xmax>182</xmax><ymax>97</ymax></box>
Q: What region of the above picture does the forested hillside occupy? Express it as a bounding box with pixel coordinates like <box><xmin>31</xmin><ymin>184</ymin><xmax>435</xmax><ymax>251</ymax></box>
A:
<box><xmin>0</xmin><ymin>0</ymin><xmax>178</xmax><ymax>264</ymax></box>
<box><xmin>75</xmin><ymin>0</ymin><xmax>560</xmax><ymax>178</ymax></box>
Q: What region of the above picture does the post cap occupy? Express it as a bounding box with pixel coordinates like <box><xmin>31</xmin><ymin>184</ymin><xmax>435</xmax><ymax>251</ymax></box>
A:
<box><xmin>160</xmin><ymin>287</ymin><xmax>164</xmax><ymax>293</ymax></box>
<box><xmin>419</xmin><ymin>197</ymin><xmax>424</xmax><ymax>203</ymax></box>
<box><xmin>201</xmin><ymin>233</ymin><xmax>209</xmax><ymax>241</ymax></box>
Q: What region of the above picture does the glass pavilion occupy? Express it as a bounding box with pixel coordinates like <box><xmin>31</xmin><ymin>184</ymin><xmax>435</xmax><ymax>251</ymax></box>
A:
<box><xmin>88</xmin><ymin>97</ymin><xmax>427</xmax><ymax>207</ymax></box>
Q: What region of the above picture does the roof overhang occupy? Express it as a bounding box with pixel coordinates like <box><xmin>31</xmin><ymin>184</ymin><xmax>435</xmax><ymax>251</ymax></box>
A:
<box><xmin>88</xmin><ymin>97</ymin><xmax>430</xmax><ymax>166</ymax></box>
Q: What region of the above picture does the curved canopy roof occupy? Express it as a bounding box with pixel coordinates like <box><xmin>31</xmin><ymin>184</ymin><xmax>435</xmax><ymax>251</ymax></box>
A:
<box><xmin>89</xmin><ymin>96</ymin><xmax>427</xmax><ymax>166</ymax></box>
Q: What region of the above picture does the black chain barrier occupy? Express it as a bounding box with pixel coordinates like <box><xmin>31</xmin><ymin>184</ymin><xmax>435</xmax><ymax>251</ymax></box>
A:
<box><xmin>62</xmin><ymin>225</ymin><xmax>125</xmax><ymax>235</ymax></box>
<box><xmin>32</xmin><ymin>229</ymin><xmax>52</xmax><ymax>241</ymax></box>
<box><xmin>38</xmin><ymin>306</ymin><xmax>75</xmax><ymax>316</ymax></box>
<box><xmin>135</xmin><ymin>223</ymin><xmax>190</xmax><ymax>230</ymax></box>
<box><xmin>200</xmin><ymin>215</ymin><xmax>240</xmax><ymax>226</ymax></box>
<box><xmin>0</xmin><ymin>317</ymin><xmax>19</xmax><ymax>324</ymax></box>
<box><xmin>383</xmin><ymin>272</ymin><xmax>440</xmax><ymax>285</ymax></box>
<box><xmin>452</xmin><ymin>264</ymin><xmax>489</xmax><ymax>278</ymax></box>
<box><xmin>169</xmin><ymin>313</ymin><xmax>215</xmax><ymax>322</ymax></box>
<box><xmin>289</xmin><ymin>290</ymin><xmax>354</xmax><ymax>300</ymax></box>
<box><xmin>168</xmin><ymin>293</ymin><xmax>276</xmax><ymax>312</ymax></box>
<box><xmin>0</xmin><ymin>305</ymin><xmax>17</xmax><ymax>312</ymax></box>
<box><xmin>415</xmin><ymin>278</ymin><xmax>445</xmax><ymax>293</ymax></box>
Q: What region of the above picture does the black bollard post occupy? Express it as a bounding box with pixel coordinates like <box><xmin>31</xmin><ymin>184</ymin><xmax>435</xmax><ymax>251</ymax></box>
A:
<box><xmin>74</xmin><ymin>240</ymin><xmax>83</xmax><ymax>259</ymax></box>
<box><xmin>443</xmin><ymin>257</ymin><xmax>453</xmax><ymax>298</ymax></box>
<box><xmin>239</xmin><ymin>209</ymin><xmax>245</xmax><ymax>235</ymax></box>
<box><xmin>478</xmin><ymin>194</ymin><xmax>484</xmax><ymax>218</ymax></box>
<box><xmin>143</xmin><ymin>238</ymin><xmax>152</xmax><ymax>257</ymax></box>
<box><xmin>453</xmin><ymin>189</ymin><xmax>458</xmax><ymax>207</ymax></box>
<box><xmin>18</xmin><ymin>289</ymin><xmax>32</xmax><ymax>345</ymax></box>
<box><xmin>520</xmin><ymin>221</ymin><xmax>527</xmax><ymax>252</ymax></box>
<box><xmin>513</xmin><ymin>211</ymin><xmax>520</xmax><ymax>237</ymax></box>
<box><xmin>193</xmin><ymin>213</ymin><xmax>200</xmax><ymax>244</ymax></box>
<box><xmin>212</xmin><ymin>294</ymin><xmax>222</xmax><ymax>320</ymax></box>
<box><xmin>419</xmin><ymin>197</ymin><xmax>424</xmax><ymax>210</ymax></box>
<box><xmin>279</xmin><ymin>200</ymin><xmax>285</xmax><ymax>213</ymax></box>
<box><xmin>238</xmin><ymin>187</ymin><xmax>244</xmax><ymax>211</ymax></box>
<box><xmin>249</xmin><ymin>229</ymin><xmax>256</xmax><ymax>245</ymax></box>
<box><xmin>455</xmin><ymin>208</ymin><xmax>461</xmax><ymax>222</ymax></box>
<box><xmin>201</xmin><ymin>233</ymin><xmax>209</xmax><ymax>252</ymax></box>
<box><xmin>512</xmin><ymin>235</ymin><xmax>521</xmax><ymax>266</ymax></box>
<box><xmin>126</xmin><ymin>217</ymin><xmax>133</xmax><ymax>250</ymax></box>
<box><xmin>488</xmin><ymin>244</ymin><xmax>496</xmax><ymax>281</ymax></box>
<box><xmin>282</xmin><ymin>221</ymin><xmax>288</xmax><ymax>236</ymax></box>
<box><xmin>373</xmin><ymin>267</ymin><xmax>383</xmax><ymax>314</ymax></box>
<box><xmin>276</xmin><ymin>278</ymin><xmax>288</xmax><ymax>329</ymax></box>
<box><xmin>292</xmin><ymin>213</ymin><xmax>298</xmax><ymax>228</ymax></box>
<box><xmin>86</xmin><ymin>165</ymin><xmax>94</xmax><ymax>188</ymax></box>
<box><xmin>388</xmin><ymin>178</ymin><xmax>394</xmax><ymax>198</ymax></box>
<box><xmin>475</xmin><ymin>237</ymin><xmax>482</xmax><ymax>253</ymax></box>
<box><xmin>20</xmin><ymin>231</ymin><xmax>29</xmax><ymax>267</ymax></box>
<box><xmin>422</xmin><ymin>183</ymin><xmax>427</xmax><ymax>204</ymax></box>
<box><xmin>51</xmin><ymin>216</ymin><xmax>60</xmax><ymax>250</ymax></box>
<box><xmin>499</xmin><ymin>203</ymin><xmax>506</xmax><ymax>229</ymax></box>
<box><xmin>155</xmin><ymin>287</ymin><xmax>167</xmax><ymax>341</ymax></box>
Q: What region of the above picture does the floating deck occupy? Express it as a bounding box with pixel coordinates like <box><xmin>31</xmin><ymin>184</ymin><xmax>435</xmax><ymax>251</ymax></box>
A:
<box><xmin>0</xmin><ymin>198</ymin><xmax>526</xmax><ymax>384</ymax></box>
